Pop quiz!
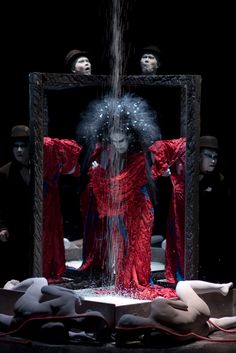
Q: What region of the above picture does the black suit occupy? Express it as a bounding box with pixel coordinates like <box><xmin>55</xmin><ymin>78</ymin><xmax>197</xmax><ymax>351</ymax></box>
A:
<box><xmin>0</xmin><ymin>160</ymin><xmax>33</xmax><ymax>286</ymax></box>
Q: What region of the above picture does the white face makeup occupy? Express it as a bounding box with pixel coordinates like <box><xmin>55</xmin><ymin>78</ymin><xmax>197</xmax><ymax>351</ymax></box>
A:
<box><xmin>200</xmin><ymin>148</ymin><xmax>218</xmax><ymax>173</ymax></box>
<box><xmin>110</xmin><ymin>131</ymin><xmax>130</xmax><ymax>154</ymax></box>
<box><xmin>140</xmin><ymin>53</ymin><xmax>159</xmax><ymax>75</ymax></box>
<box><xmin>73</xmin><ymin>56</ymin><xmax>91</xmax><ymax>75</ymax></box>
<box><xmin>13</xmin><ymin>140</ymin><xmax>29</xmax><ymax>165</ymax></box>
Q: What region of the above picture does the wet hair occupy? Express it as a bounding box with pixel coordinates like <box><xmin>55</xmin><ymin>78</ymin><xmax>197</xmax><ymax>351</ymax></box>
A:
<box><xmin>76</xmin><ymin>93</ymin><xmax>162</xmax><ymax>151</ymax></box>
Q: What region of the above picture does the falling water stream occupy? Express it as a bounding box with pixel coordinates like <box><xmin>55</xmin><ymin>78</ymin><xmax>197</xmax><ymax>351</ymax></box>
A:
<box><xmin>76</xmin><ymin>1</ymin><xmax>149</xmax><ymax>301</ymax></box>
<box><xmin>110</xmin><ymin>0</ymin><xmax>124</xmax><ymax>100</ymax></box>
<box><xmin>102</xmin><ymin>0</ymin><xmax>128</xmax><ymax>288</ymax></box>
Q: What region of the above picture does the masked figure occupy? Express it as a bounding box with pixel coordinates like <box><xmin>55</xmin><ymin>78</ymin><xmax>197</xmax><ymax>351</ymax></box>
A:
<box><xmin>76</xmin><ymin>94</ymin><xmax>185</xmax><ymax>299</ymax></box>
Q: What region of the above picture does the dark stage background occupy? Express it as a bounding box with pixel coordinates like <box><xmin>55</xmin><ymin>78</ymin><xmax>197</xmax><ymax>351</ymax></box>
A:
<box><xmin>1</xmin><ymin>1</ymin><xmax>235</xmax><ymax>260</ymax></box>
<box><xmin>1</xmin><ymin>1</ymin><xmax>234</xmax><ymax>173</ymax></box>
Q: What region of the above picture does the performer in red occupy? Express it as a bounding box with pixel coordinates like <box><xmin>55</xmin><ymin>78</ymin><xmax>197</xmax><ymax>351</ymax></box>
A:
<box><xmin>0</xmin><ymin>126</ymin><xmax>82</xmax><ymax>285</ymax></box>
<box><xmin>43</xmin><ymin>137</ymin><xmax>82</xmax><ymax>281</ymax></box>
<box><xmin>150</xmin><ymin>138</ymin><xmax>186</xmax><ymax>283</ymax></box>
<box><xmin>76</xmin><ymin>94</ymin><xmax>185</xmax><ymax>299</ymax></box>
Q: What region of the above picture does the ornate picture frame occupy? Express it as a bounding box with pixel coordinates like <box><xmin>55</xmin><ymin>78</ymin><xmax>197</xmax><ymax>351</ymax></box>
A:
<box><xmin>29</xmin><ymin>73</ymin><xmax>201</xmax><ymax>281</ymax></box>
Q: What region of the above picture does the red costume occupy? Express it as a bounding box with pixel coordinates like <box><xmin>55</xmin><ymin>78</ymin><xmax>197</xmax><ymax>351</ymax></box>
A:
<box><xmin>150</xmin><ymin>138</ymin><xmax>186</xmax><ymax>283</ymax></box>
<box><xmin>79</xmin><ymin>138</ymin><xmax>185</xmax><ymax>299</ymax></box>
<box><xmin>43</xmin><ymin>137</ymin><xmax>81</xmax><ymax>281</ymax></box>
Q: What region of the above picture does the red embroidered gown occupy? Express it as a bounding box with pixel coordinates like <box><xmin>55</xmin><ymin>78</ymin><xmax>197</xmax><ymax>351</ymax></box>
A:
<box><xmin>150</xmin><ymin>138</ymin><xmax>186</xmax><ymax>283</ymax></box>
<box><xmin>80</xmin><ymin>138</ymin><xmax>185</xmax><ymax>299</ymax></box>
<box><xmin>43</xmin><ymin>137</ymin><xmax>81</xmax><ymax>281</ymax></box>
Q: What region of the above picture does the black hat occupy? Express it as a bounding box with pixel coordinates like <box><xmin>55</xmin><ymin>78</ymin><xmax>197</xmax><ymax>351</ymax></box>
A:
<box><xmin>11</xmin><ymin>125</ymin><xmax>30</xmax><ymax>139</ymax></box>
<box><xmin>65</xmin><ymin>49</ymin><xmax>89</xmax><ymax>72</ymax></box>
<box><xmin>200</xmin><ymin>136</ymin><xmax>218</xmax><ymax>150</ymax></box>
<box><xmin>140</xmin><ymin>45</ymin><xmax>161</xmax><ymax>59</ymax></box>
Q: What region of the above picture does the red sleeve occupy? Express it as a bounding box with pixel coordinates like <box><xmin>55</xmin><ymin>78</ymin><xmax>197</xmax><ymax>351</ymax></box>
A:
<box><xmin>148</xmin><ymin>138</ymin><xmax>186</xmax><ymax>178</ymax></box>
<box><xmin>43</xmin><ymin>137</ymin><xmax>82</xmax><ymax>177</ymax></box>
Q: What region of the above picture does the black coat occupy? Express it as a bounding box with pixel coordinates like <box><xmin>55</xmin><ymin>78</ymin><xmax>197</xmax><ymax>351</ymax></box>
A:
<box><xmin>198</xmin><ymin>170</ymin><xmax>232</xmax><ymax>283</ymax></box>
<box><xmin>0</xmin><ymin>160</ymin><xmax>33</xmax><ymax>286</ymax></box>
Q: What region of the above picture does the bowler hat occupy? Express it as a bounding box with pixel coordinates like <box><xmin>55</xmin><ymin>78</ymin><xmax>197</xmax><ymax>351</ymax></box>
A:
<box><xmin>200</xmin><ymin>136</ymin><xmax>218</xmax><ymax>150</ymax></box>
<box><xmin>65</xmin><ymin>49</ymin><xmax>89</xmax><ymax>72</ymax></box>
<box><xmin>11</xmin><ymin>125</ymin><xmax>30</xmax><ymax>138</ymax></box>
<box><xmin>141</xmin><ymin>45</ymin><xmax>161</xmax><ymax>59</ymax></box>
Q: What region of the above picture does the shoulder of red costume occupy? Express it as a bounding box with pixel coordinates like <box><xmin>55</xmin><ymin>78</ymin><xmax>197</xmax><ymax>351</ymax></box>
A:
<box><xmin>43</xmin><ymin>137</ymin><xmax>81</xmax><ymax>147</ymax></box>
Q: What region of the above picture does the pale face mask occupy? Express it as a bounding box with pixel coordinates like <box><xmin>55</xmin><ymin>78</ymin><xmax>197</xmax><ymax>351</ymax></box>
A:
<box><xmin>200</xmin><ymin>148</ymin><xmax>218</xmax><ymax>173</ymax></box>
<box><xmin>110</xmin><ymin>131</ymin><xmax>130</xmax><ymax>154</ymax></box>
<box><xmin>140</xmin><ymin>53</ymin><xmax>159</xmax><ymax>75</ymax></box>
<box><xmin>73</xmin><ymin>56</ymin><xmax>91</xmax><ymax>75</ymax></box>
<box><xmin>13</xmin><ymin>140</ymin><xmax>30</xmax><ymax>165</ymax></box>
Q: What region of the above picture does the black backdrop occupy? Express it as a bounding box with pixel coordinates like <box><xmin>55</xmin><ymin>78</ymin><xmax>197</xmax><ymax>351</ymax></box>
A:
<box><xmin>1</xmin><ymin>0</ymin><xmax>235</xmax><ymax>282</ymax></box>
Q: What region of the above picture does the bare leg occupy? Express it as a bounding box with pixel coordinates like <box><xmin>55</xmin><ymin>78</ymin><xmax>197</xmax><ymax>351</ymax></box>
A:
<box><xmin>179</xmin><ymin>280</ymin><xmax>233</xmax><ymax>296</ymax></box>
<box><xmin>3</xmin><ymin>279</ymin><xmax>20</xmax><ymax>290</ymax></box>
<box><xmin>117</xmin><ymin>280</ymin><xmax>234</xmax><ymax>340</ymax></box>
<box><xmin>208</xmin><ymin>316</ymin><xmax>236</xmax><ymax>333</ymax></box>
<box><xmin>14</xmin><ymin>280</ymin><xmax>79</xmax><ymax>318</ymax></box>
<box><xmin>13</xmin><ymin>278</ymin><xmax>50</xmax><ymax>316</ymax></box>
<box><xmin>12</xmin><ymin>277</ymin><xmax>48</xmax><ymax>293</ymax></box>
<box><xmin>176</xmin><ymin>280</ymin><xmax>233</xmax><ymax>314</ymax></box>
<box><xmin>150</xmin><ymin>280</ymin><xmax>233</xmax><ymax>332</ymax></box>
<box><xmin>169</xmin><ymin>280</ymin><xmax>233</xmax><ymax>334</ymax></box>
<box><xmin>1</xmin><ymin>279</ymin><xmax>49</xmax><ymax>329</ymax></box>
<box><xmin>41</xmin><ymin>285</ymin><xmax>79</xmax><ymax>316</ymax></box>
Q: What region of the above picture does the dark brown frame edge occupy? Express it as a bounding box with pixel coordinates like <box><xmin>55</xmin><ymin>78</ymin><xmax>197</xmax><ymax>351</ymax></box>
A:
<box><xmin>28</xmin><ymin>73</ymin><xmax>201</xmax><ymax>280</ymax></box>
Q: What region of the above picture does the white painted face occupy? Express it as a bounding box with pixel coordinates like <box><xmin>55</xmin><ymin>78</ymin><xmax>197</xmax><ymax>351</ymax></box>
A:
<box><xmin>110</xmin><ymin>131</ymin><xmax>129</xmax><ymax>154</ymax></box>
<box><xmin>140</xmin><ymin>53</ymin><xmax>159</xmax><ymax>74</ymax></box>
<box><xmin>200</xmin><ymin>148</ymin><xmax>218</xmax><ymax>173</ymax></box>
<box><xmin>12</xmin><ymin>140</ymin><xmax>29</xmax><ymax>165</ymax></box>
<box><xmin>73</xmin><ymin>56</ymin><xmax>91</xmax><ymax>75</ymax></box>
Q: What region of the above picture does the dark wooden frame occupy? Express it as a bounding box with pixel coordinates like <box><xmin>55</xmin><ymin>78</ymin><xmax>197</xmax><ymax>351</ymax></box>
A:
<box><xmin>29</xmin><ymin>73</ymin><xmax>201</xmax><ymax>280</ymax></box>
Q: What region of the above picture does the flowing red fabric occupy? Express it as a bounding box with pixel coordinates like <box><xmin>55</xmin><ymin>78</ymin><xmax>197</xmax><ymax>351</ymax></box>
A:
<box><xmin>43</xmin><ymin>138</ymin><xmax>82</xmax><ymax>281</ymax></box>
<box><xmin>150</xmin><ymin>138</ymin><xmax>186</xmax><ymax>282</ymax></box>
<box><xmin>80</xmin><ymin>139</ymin><xmax>185</xmax><ymax>299</ymax></box>
<box><xmin>82</xmin><ymin>151</ymin><xmax>154</xmax><ymax>293</ymax></box>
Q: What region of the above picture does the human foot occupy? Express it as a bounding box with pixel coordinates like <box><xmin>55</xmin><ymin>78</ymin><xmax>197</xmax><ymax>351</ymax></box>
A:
<box><xmin>220</xmin><ymin>282</ymin><xmax>233</xmax><ymax>296</ymax></box>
